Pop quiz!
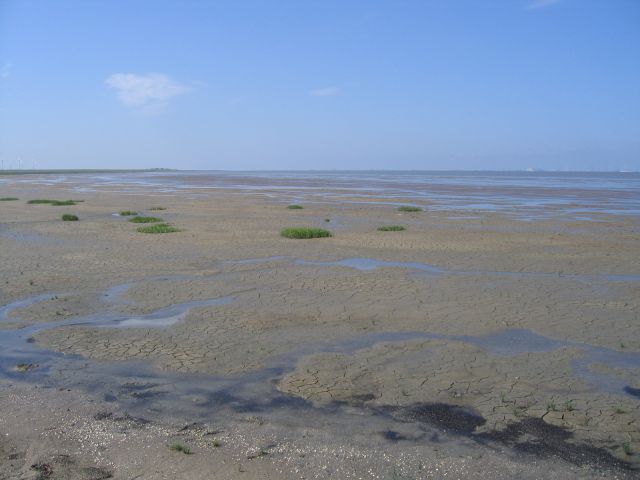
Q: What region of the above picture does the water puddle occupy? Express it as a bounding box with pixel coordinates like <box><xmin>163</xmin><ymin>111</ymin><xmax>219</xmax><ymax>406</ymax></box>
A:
<box><xmin>0</xmin><ymin>293</ymin><xmax>64</xmax><ymax>321</ymax></box>
<box><xmin>297</xmin><ymin>257</ymin><xmax>444</xmax><ymax>274</ymax></box>
<box><xmin>226</xmin><ymin>255</ymin><xmax>640</xmax><ymax>285</ymax></box>
<box><xmin>295</xmin><ymin>256</ymin><xmax>640</xmax><ymax>283</ymax></box>
<box><xmin>1</xmin><ymin>277</ymin><xmax>638</xmax><ymax>405</ymax></box>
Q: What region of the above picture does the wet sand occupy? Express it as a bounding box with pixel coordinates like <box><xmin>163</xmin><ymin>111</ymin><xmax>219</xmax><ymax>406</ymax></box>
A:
<box><xmin>0</xmin><ymin>173</ymin><xmax>639</xmax><ymax>478</ymax></box>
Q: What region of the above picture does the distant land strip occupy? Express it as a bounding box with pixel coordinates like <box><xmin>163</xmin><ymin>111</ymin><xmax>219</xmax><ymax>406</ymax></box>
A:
<box><xmin>0</xmin><ymin>168</ymin><xmax>175</xmax><ymax>176</ymax></box>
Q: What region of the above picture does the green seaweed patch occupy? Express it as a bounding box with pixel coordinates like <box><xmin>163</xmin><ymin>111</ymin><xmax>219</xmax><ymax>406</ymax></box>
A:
<box><xmin>119</xmin><ymin>210</ymin><xmax>138</xmax><ymax>216</ymax></box>
<box><xmin>0</xmin><ymin>197</ymin><xmax>19</xmax><ymax>201</ymax></box>
<box><xmin>397</xmin><ymin>206</ymin><xmax>422</xmax><ymax>212</ymax></box>
<box><xmin>136</xmin><ymin>223</ymin><xmax>180</xmax><ymax>234</ymax></box>
<box><xmin>129</xmin><ymin>216</ymin><xmax>162</xmax><ymax>223</ymax></box>
<box><xmin>287</xmin><ymin>204</ymin><xmax>304</xmax><ymax>209</ymax></box>
<box><xmin>16</xmin><ymin>363</ymin><xmax>38</xmax><ymax>372</ymax></box>
<box><xmin>281</xmin><ymin>227</ymin><xmax>332</xmax><ymax>239</ymax></box>
<box><xmin>27</xmin><ymin>199</ymin><xmax>80</xmax><ymax>206</ymax></box>
<box><xmin>377</xmin><ymin>225</ymin><xmax>406</xmax><ymax>231</ymax></box>
<box><xmin>27</xmin><ymin>199</ymin><xmax>57</xmax><ymax>204</ymax></box>
<box><xmin>169</xmin><ymin>443</ymin><xmax>192</xmax><ymax>454</ymax></box>
<box><xmin>61</xmin><ymin>214</ymin><xmax>78</xmax><ymax>221</ymax></box>
<box><xmin>148</xmin><ymin>206</ymin><xmax>166</xmax><ymax>211</ymax></box>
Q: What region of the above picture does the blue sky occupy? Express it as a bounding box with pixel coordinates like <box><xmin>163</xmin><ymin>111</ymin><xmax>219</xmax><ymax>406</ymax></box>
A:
<box><xmin>0</xmin><ymin>0</ymin><xmax>639</xmax><ymax>171</ymax></box>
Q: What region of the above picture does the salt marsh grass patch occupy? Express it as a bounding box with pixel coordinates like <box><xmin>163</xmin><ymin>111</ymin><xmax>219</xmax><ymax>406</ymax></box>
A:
<box><xmin>119</xmin><ymin>210</ymin><xmax>138</xmax><ymax>216</ymax></box>
<box><xmin>137</xmin><ymin>223</ymin><xmax>179</xmax><ymax>234</ymax></box>
<box><xmin>377</xmin><ymin>225</ymin><xmax>406</xmax><ymax>231</ymax></box>
<box><xmin>281</xmin><ymin>227</ymin><xmax>332</xmax><ymax>239</ymax></box>
<box><xmin>129</xmin><ymin>216</ymin><xmax>162</xmax><ymax>223</ymax></box>
<box><xmin>0</xmin><ymin>197</ymin><xmax>18</xmax><ymax>201</ymax></box>
<box><xmin>169</xmin><ymin>443</ymin><xmax>192</xmax><ymax>454</ymax></box>
<box><xmin>61</xmin><ymin>214</ymin><xmax>78</xmax><ymax>221</ymax></box>
<box><xmin>287</xmin><ymin>204</ymin><xmax>304</xmax><ymax>209</ymax></box>
<box><xmin>397</xmin><ymin>206</ymin><xmax>422</xmax><ymax>212</ymax></box>
<box><xmin>28</xmin><ymin>199</ymin><xmax>79</xmax><ymax>205</ymax></box>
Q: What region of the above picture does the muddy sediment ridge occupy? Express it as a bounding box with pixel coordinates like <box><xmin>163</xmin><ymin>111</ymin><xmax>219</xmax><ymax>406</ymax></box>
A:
<box><xmin>1</xmin><ymin>257</ymin><xmax>639</xmax><ymax>476</ymax></box>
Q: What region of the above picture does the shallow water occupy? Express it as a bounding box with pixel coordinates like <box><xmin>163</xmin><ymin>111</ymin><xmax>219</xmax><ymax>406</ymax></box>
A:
<box><xmin>1</xmin><ymin>265</ymin><xmax>638</xmax><ymax>407</ymax></box>
<box><xmin>0</xmin><ymin>264</ymin><xmax>638</xmax><ymax>477</ymax></box>
<box><xmin>7</xmin><ymin>170</ymin><xmax>640</xmax><ymax>220</ymax></box>
<box><xmin>278</xmin><ymin>255</ymin><xmax>640</xmax><ymax>283</ymax></box>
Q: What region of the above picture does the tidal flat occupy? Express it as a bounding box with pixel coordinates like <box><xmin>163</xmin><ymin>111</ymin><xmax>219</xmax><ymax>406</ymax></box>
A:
<box><xmin>0</xmin><ymin>171</ymin><xmax>639</xmax><ymax>479</ymax></box>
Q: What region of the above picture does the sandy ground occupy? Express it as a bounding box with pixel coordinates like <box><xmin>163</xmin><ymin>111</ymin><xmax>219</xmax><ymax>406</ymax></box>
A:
<box><xmin>0</xmin><ymin>177</ymin><xmax>639</xmax><ymax>478</ymax></box>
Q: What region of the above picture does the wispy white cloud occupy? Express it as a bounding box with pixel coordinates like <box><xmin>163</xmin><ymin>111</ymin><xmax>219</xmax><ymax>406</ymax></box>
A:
<box><xmin>105</xmin><ymin>73</ymin><xmax>190</xmax><ymax>110</ymax></box>
<box><xmin>310</xmin><ymin>86</ymin><xmax>340</xmax><ymax>97</ymax></box>
<box><xmin>526</xmin><ymin>0</ymin><xmax>561</xmax><ymax>9</ymax></box>
<box><xmin>1</xmin><ymin>63</ymin><xmax>11</xmax><ymax>79</ymax></box>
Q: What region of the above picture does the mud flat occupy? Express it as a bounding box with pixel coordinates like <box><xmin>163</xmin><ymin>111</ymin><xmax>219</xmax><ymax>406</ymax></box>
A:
<box><xmin>0</xmin><ymin>172</ymin><xmax>639</xmax><ymax>479</ymax></box>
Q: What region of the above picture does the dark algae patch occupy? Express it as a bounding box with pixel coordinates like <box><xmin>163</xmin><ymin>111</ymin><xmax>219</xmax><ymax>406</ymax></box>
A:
<box><xmin>373</xmin><ymin>401</ymin><xmax>636</xmax><ymax>474</ymax></box>
<box><xmin>287</xmin><ymin>204</ymin><xmax>304</xmax><ymax>209</ymax></box>
<box><xmin>0</xmin><ymin>197</ymin><xmax>18</xmax><ymax>201</ymax></box>
<box><xmin>118</xmin><ymin>210</ymin><xmax>138</xmax><ymax>216</ymax></box>
<box><xmin>624</xmin><ymin>386</ymin><xmax>640</xmax><ymax>398</ymax></box>
<box><xmin>61</xmin><ymin>214</ymin><xmax>78</xmax><ymax>221</ymax></box>
<box><xmin>477</xmin><ymin>417</ymin><xmax>634</xmax><ymax>473</ymax></box>
<box><xmin>397</xmin><ymin>206</ymin><xmax>422</xmax><ymax>212</ymax></box>
<box><xmin>379</xmin><ymin>402</ymin><xmax>485</xmax><ymax>435</ymax></box>
<box><xmin>281</xmin><ymin>227</ymin><xmax>332</xmax><ymax>239</ymax></box>
<box><xmin>31</xmin><ymin>454</ymin><xmax>112</xmax><ymax>480</ymax></box>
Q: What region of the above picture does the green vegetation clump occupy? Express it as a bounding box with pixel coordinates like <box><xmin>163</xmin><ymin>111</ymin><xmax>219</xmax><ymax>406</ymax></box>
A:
<box><xmin>129</xmin><ymin>216</ymin><xmax>162</xmax><ymax>223</ymax></box>
<box><xmin>61</xmin><ymin>214</ymin><xmax>78</xmax><ymax>221</ymax></box>
<box><xmin>149</xmin><ymin>206</ymin><xmax>166</xmax><ymax>211</ymax></box>
<box><xmin>16</xmin><ymin>363</ymin><xmax>36</xmax><ymax>372</ymax></box>
<box><xmin>169</xmin><ymin>443</ymin><xmax>192</xmax><ymax>454</ymax></box>
<box><xmin>27</xmin><ymin>199</ymin><xmax>78</xmax><ymax>206</ymax></box>
<box><xmin>136</xmin><ymin>223</ymin><xmax>179</xmax><ymax>234</ymax></box>
<box><xmin>287</xmin><ymin>204</ymin><xmax>304</xmax><ymax>209</ymax></box>
<box><xmin>0</xmin><ymin>197</ymin><xmax>18</xmax><ymax>201</ymax></box>
<box><xmin>119</xmin><ymin>210</ymin><xmax>138</xmax><ymax>216</ymax></box>
<box><xmin>281</xmin><ymin>227</ymin><xmax>332</xmax><ymax>239</ymax></box>
<box><xmin>377</xmin><ymin>225</ymin><xmax>406</xmax><ymax>231</ymax></box>
<box><xmin>397</xmin><ymin>206</ymin><xmax>422</xmax><ymax>212</ymax></box>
